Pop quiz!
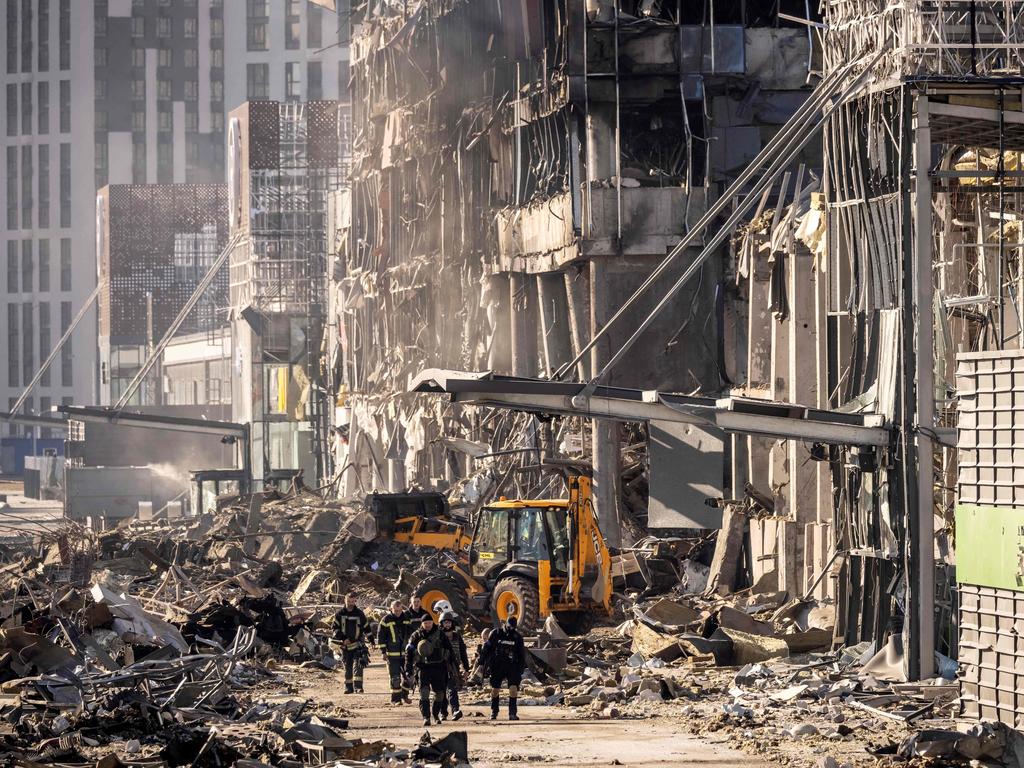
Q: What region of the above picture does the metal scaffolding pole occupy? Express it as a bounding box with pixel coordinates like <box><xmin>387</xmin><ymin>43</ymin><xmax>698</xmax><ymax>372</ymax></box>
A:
<box><xmin>5</xmin><ymin>280</ymin><xmax>104</xmax><ymax>419</ymax></box>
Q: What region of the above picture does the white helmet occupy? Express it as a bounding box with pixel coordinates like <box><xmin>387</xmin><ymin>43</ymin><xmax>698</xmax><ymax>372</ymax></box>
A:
<box><xmin>431</xmin><ymin>599</ymin><xmax>453</xmax><ymax>616</ymax></box>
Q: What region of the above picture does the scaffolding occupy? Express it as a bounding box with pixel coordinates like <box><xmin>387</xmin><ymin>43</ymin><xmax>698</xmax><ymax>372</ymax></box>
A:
<box><xmin>229</xmin><ymin>101</ymin><xmax>342</xmax><ymax>485</ymax></box>
<box><xmin>825</xmin><ymin>0</ymin><xmax>1024</xmax><ymax>81</ymax></box>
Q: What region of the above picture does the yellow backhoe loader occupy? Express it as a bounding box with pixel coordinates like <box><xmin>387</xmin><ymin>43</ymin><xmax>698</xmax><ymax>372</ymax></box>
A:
<box><xmin>366</xmin><ymin>476</ymin><xmax>612</xmax><ymax>633</ymax></box>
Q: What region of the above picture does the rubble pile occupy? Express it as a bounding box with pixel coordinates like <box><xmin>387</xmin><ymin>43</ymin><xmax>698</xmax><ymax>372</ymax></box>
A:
<box><xmin>0</xmin><ymin>491</ymin><xmax>478</xmax><ymax>768</ymax></box>
<box><xmin>1</xmin><ymin>486</ymin><xmax>1019</xmax><ymax>768</ymax></box>
<box><xmin>0</xmin><ymin>578</ymin><xmax>467</xmax><ymax>768</ymax></box>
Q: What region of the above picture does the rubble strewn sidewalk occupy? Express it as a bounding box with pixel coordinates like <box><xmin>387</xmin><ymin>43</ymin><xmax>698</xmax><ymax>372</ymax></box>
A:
<box><xmin>0</xmin><ymin>488</ymin><xmax>1013</xmax><ymax>768</ymax></box>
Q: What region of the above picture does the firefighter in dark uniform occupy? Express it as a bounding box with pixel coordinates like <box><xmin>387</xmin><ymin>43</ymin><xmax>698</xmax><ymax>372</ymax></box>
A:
<box><xmin>480</xmin><ymin>614</ymin><xmax>526</xmax><ymax>720</ymax></box>
<box><xmin>376</xmin><ymin>599</ymin><xmax>411</xmax><ymax>704</ymax></box>
<box><xmin>439</xmin><ymin>610</ymin><xmax>470</xmax><ymax>721</ymax></box>
<box><xmin>332</xmin><ymin>593</ymin><xmax>369</xmax><ymax>694</ymax></box>
<box><xmin>404</xmin><ymin>613</ymin><xmax>454</xmax><ymax>726</ymax></box>
<box><xmin>402</xmin><ymin>595</ymin><xmax>423</xmax><ymax>639</ymax></box>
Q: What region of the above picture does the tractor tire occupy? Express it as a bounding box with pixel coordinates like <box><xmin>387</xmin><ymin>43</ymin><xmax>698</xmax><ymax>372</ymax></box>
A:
<box><xmin>415</xmin><ymin>575</ymin><xmax>469</xmax><ymax>622</ymax></box>
<box><xmin>490</xmin><ymin>576</ymin><xmax>540</xmax><ymax>632</ymax></box>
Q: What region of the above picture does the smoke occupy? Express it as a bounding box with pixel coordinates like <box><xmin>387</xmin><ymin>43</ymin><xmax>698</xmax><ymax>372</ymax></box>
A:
<box><xmin>148</xmin><ymin>462</ymin><xmax>190</xmax><ymax>489</ymax></box>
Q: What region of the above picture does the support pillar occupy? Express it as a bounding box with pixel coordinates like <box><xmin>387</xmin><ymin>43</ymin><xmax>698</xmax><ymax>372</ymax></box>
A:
<box><xmin>564</xmin><ymin>268</ymin><xmax>591</xmax><ymax>379</ymax></box>
<box><xmin>537</xmin><ymin>273</ymin><xmax>574</xmax><ymax>376</ymax></box>
<box><xmin>590</xmin><ymin>256</ymin><xmax>622</xmax><ymax>547</ymax></box>
<box><xmin>387</xmin><ymin>459</ymin><xmax>406</xmax><ymax>493</ymax></box>
<box><xmin>488</xmin><ymin>274</ymin><xmax>513</xmax><ymax>373</ymax></box>
<box><xmin>788</xmin><ymin>243</ymin><xmax>819</xmax><ymax>594</ymax></box>
<box><xmin>510</xmin><ymin>272</ymin><xmax>538</xmax><ymax>378</ymax></box>
<box><xmin>586</xmin><ymin>103</ymin><xmax>616</xmax><ymax>183</ymax></box>
<box><xmin>911</xmin><ymin>95</ymin><xmax>936</xmax><ymax>679</ymax></box>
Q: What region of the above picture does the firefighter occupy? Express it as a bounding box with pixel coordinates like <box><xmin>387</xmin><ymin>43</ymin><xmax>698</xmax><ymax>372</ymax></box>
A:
<box><xmin>439</xmin><ymin>610</ymin><xmax>470</xmax><ymax>721</ymax></box>
<box><xmin>332</xmin><ymin>593</ymin><xmax>369</xmax><ymax>694</ymax></box>
<box><xmin>402</xmin><ymin>595</ymin><xmax>423</xmax><ymax>639</ymax></box>
<box><xmin>480</xmin><ymin>614</ymin><xmax>526</xmax><ymax>720</ymax></box>
<box><xmin>376</xmin><ymin>599</ymin><xmax>411</xmax><ymax>704</ymax></box>
<box><xmin>404</xmin><ymin>613</ymin><xmax>454</xmax><ymax>726</ymax></box>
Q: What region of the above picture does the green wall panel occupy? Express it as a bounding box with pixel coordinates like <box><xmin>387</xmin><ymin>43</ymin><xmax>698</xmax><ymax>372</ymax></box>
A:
<box><xmin>956</xmin><ymin>504</ymin><xmax>1024</xmax><ymax>591</ymax></box>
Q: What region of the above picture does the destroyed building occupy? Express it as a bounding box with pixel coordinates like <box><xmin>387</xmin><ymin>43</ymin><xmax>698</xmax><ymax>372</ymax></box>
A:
<box><xmin>332</xmin><ymin>0</ymin><xmax>819</xmax><ymax>546</ymax></box>
<box><xmin>329</xmin><ymin>0</ymin><xmax>1024</xmax><ymax>716</ymax></box>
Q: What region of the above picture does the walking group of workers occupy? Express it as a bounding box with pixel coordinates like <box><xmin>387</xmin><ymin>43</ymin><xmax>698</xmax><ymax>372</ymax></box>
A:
<box><xmin>331</xmin><ymin>593</ymin><xmax>527</xmax><ymax>726</ymax></box>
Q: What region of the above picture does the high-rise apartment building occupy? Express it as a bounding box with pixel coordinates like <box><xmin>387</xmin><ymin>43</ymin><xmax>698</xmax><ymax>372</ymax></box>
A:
<box><xmin>1</xmin><ymin>0</ymin><xmax>350</xmax><ymax>439</ymax></box>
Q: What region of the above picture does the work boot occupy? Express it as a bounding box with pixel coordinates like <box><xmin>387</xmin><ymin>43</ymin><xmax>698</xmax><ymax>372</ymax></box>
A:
<box><xmin>490</xmin><ymin>696</ymin><xmax>499</xmax><ymax>720</ymax></box>
<box><xmin>344</xmin><ymin>683</ymin><xmax>354</xmax><ymax>694</ymax></box>
<box><xmin>422</xmin><ymin>717</ymin><xmax>431</xmax><ymax>726</ymax></box>
<box><xmin>509</xmin><ymin>697</ymin><xmax>519</xmax><ymax>721</ymax></box>
<box><xmin>355</xmin><ymin>687</ymin><xmax>364</xmax><ymax>694</ymax></box>
<box><xmin>452</xmin><ymin>710</ymin><xmax>464</xmax><ymax>721</ymax></box>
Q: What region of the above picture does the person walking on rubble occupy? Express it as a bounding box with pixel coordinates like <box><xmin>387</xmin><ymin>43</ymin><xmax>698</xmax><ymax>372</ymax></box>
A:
<box><xmin>438</xmin><ymin>610</ymin><xmax>470</xmax><ymax>721</ymax></box>
<box><xmin>480</xmin><ymin>613</ymin><xmax>526</xmax><ymax>721</ymax></box>
<box><xmin>404</xmin><ymin>612</ymin><xmax>454</xmax><ymax>726</ymax></box>
<box><xmin>377</xmin><ymin>599</ymin><xmax>412</xmax><ymax>704</ymax></box>
<box><xmin>333</xmin><ymin>593</ymin><xmax>369</xmax><ymax>694</ymax></box>
<box><xmin>402</xmin><ymin>595</ymin><xmax>423</xmax><ymax>639</ymax></box>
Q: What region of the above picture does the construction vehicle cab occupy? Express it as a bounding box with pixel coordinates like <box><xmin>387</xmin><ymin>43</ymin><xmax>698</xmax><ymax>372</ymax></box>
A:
<box><xmin>413</xmin><ymin>476</ymin><xmax>612</xmax><ymax>632</ymax></box>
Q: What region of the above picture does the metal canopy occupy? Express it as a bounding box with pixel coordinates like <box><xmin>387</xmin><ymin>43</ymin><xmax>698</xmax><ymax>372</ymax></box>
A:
<box><xmin>409</xmin><ymin>369</ymin><xmax>889</xmax><ymax>446</ymax></box>
<box><xmin>0</xmin><ymin>411</ymin><xmax>69</xmax><ymax>431</ymax></box>
<box><xmin>56</xmin><ymin>405</ymin><xmax>248</xmax><ymax>438</ymax></box>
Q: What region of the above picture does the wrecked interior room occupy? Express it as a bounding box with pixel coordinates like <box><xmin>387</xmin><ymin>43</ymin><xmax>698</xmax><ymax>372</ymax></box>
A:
<box><xmin>6</xmin><ymin>0</ymin><xmax>1024</xmax><ymax>765</ymax></box>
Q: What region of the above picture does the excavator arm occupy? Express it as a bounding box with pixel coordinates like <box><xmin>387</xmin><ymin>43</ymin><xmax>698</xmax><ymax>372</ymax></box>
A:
<box><xmin>566</xmin><ymin>476</ymin><xmax>612</xmax><ymax>615</ymax></box>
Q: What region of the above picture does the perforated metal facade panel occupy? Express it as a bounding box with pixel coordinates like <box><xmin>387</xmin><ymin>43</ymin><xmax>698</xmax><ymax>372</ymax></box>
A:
<box><xmin>98</xmin><ymin>184</ymin><xmax>228</xmax><ymax>345</ymax></box>
<box><xmin>959</xmin><ymin>583</ymin><xmax>1024</xmax><ymax>726</ymax></box>
<box><xmin>956</xmin><ymin>350</ymin><xmax>1024</xmax><ymax>726</ymax></box>
<box><xmin>956</xmin><ymin>350</ymin><xmax>1024</xmax><ymax>508</ymax></box>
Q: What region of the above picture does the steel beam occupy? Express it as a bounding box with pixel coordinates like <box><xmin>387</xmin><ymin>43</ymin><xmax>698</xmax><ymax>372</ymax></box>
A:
<box><xmin>410</xmin><ymin>370</ymin><xmax>889</xmax><ymax>446</ymax></box>
<box><xmin>56</xmin><ymin>405</ymin><xmax>248</xmax><ymax>438</ymax></box>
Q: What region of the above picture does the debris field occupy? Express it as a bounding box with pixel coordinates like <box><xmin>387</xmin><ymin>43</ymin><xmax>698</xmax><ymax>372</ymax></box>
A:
<box><xmin>0</xmin><ymin>488</ymin><xmax>1013</xmax><ymax>768</ymax></box>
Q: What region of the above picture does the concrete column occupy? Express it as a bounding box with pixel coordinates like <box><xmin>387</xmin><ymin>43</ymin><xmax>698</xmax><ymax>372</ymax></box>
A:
<box><xmin>769</xmin><ymin>258</ymin><xmax>795</xmax><ymax>593</ymax></box>
<box><xmin>387</xmin><ymin>458</ymin><xmax>406</xmax><ymax>493</ymax></box>
<box><xmin>537</xmin><ymin>272</ymin><xmax>574</xmax><ymax>376</ymax></box>
<box><xmin>589</xmin><ymin>257</ymin><xmax>622</xmax><ymax>548</ymax></box>
<box><xmin>564</xmin><ymin>268</ymin><xmax>591</xmax><ymax>379</ymax></box>
<box><xmin>488</xmin><ymin>274</ymin><xmax>512</xmax><ymax>373</ymax></box>
<box><xmin>912</xmin><ymin>96</ymin><xmax>935</xmax><ymax>680</ymax></box>
<box><xmin>586</xmin><ymin>103</ymin><xmax>616</xmax><ymax>182</ymax></box>
<box><xmin>510</xmin><ymin>272</ymin><xmax>538</xmax><ymax>378</ymax></box>
<box><xmin>787</xmin><ymin>244</ymin><xmax>819</xmax><ymax>594</ymax></box>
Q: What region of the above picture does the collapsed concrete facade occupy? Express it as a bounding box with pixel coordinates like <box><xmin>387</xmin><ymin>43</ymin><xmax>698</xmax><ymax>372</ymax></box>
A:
<box><xmin>331</xmin><ymin>0</ymin><xmax>818</xmax><ymax>547</ymax></box>
<box><xmin>330</xmin><ymin>0</ymin><xmax>1024</xmax><ymax>698</ymax></box>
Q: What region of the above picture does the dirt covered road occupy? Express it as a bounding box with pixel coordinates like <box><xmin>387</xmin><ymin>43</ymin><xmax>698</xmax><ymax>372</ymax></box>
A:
<box><xmin>276</xmin><ymin>660</ymin><xmax>769</xmax><ymax>768</ymax></box>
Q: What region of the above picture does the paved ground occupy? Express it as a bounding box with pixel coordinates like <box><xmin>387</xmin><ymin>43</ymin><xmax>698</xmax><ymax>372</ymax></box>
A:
<box><xmin>281</xmin><ymin>661</ymin><xmax>768</xmax><ymax>768</ymax></box>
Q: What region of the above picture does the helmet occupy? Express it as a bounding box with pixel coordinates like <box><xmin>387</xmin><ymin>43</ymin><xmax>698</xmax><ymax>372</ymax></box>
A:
<box><xmin>432</xmin><ymin>599</ymin><xmax>453</xmax><ymax>616</ymax></box>
<box><xmin>440</xmin><ymin>610</ymin><xmax>457</xmax><ymax>625</ymax></box>
<box><xmin>417</xmin><ymin>639</ymin><xmax>432</xmax><ymax>657</ymax></box>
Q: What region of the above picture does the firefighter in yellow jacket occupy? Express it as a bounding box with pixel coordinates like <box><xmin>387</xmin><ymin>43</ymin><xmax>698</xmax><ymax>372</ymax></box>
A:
<box><xmin>376</xmin><ymin>599</ymin><xmax>411</xmax><ymax>703</ymax></box>
<box><xmin>332</xmin><ymin>593</ymin><xmax>369</xmax><ymax>693</ymax></box>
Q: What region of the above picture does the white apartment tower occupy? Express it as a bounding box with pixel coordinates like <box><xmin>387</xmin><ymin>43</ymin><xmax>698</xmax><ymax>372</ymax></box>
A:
<box><xmin>0</xmin><ymin>0</ymin><xmax>349</xmax><ymax>441</ymax></box>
